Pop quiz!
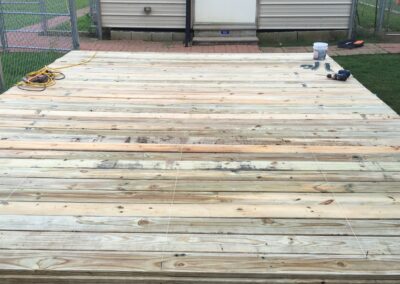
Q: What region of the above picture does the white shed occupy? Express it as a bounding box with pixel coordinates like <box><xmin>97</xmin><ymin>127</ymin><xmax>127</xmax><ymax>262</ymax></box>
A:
<box><xmin>99</xmin><ymin>0</ymin><xmax>355</xmax><ymax>43</ymax></box>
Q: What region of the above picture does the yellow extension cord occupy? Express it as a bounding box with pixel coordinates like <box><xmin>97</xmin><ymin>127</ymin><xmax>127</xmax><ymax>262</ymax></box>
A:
<box><xmin>16</xmin><ymin>52</ymin><xmax>97</xmax><ymax>91</ymax></box>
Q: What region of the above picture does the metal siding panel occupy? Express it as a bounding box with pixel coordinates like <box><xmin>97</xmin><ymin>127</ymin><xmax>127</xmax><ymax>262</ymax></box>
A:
<box><xmin>100</xmin><ymin>0</ymin><xmax>186</xmax><ymax>29</ymax></box>
<box><xmin>258</xmin><ymin>0</ymin><xmax>352</xmax><ymax>29</ymax></box>
<box><xmin>99</xmin><ymin>0</ymin><xmax>352</xmax><ymax>30</ymax></box>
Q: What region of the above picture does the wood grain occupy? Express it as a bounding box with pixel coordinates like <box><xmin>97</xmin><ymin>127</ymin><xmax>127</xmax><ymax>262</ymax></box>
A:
<box><xmin>0</xmin><ymin>51</ymin><xmax>399</xmax><ymax>283</ymax></box>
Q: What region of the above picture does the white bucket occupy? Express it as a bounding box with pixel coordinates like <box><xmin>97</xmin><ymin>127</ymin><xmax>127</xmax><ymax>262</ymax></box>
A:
<box><xmin>313</xmin><ymin>42</ymin><xmax>328</xmax><ymax>60</ymax></box>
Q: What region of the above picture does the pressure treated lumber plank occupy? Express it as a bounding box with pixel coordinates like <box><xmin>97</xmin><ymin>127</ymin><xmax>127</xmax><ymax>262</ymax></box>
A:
<box><xmin>1</xmin><ymin>178</ymin><xmax>399</xmax><ymax>193</ymax></box>
<box><xmin>0</xmin><ymin>109</ymin><xmax>395</xmax><ymax>120</ymax></box>
<box><xmin>0</xmin><ymin>51</ymin><xmax>399</xmax><ymax>282</ymax></box>
<box><xmin>0</xmin><ymin>250</ymin><xmax>399</xmax><ymax>278</ymax></box>
<box><xmin>0</xmin><ymin>141</ymin><xmax>399</xmax><ymax>154</ymax></box>
<box><xmin>2</xmin><ymin>276</ymin><xmax>400</xmax><ymax>284</ymax></box>
<box><xmin>3</xmin><ymin>190</ymin><xmax>399</xmax><ymax>206</ymax></box>
<box><xmin>1</xmin><ymin>150</ymin><xmax>400</xmax><ymax>163</ymax></box>
<box><xmin>2</xmin><ymin>133</ymin><xmax>399</xmax><ymax>147</ymax></box>
<box><xmin>1</xmin><ymin>168</ymin><xmax>399</xmax><ymax>181</ymax></box>
<box><xmin>1</xmin><ymin>158</ymin><xmax>399</xmax><ymax>172</ymax></box>
<box><xmin>1</xmin><ymin>231</ymin><xmax>399</xmax><ymax>255</ymax></box>
<box><xmin>1</xmin><ymin>201</ymin><xmax>399</xmax><ymax>219</ymax></box>
<box><xmin>1</xmin><ymin>119</ymin><xmax>399</xmax><ymax>134</ymax></box>
<box><xmin>2</xmin><ymin>215</ymin><xmax>400</xmax><ymax>236</ymax></box>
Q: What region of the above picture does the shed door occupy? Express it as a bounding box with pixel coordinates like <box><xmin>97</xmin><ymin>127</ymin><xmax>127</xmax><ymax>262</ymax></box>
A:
<box><xmin>194</xmin><ymin>0</ymin><xmax>257</xmax><ymax>24</ymax></box>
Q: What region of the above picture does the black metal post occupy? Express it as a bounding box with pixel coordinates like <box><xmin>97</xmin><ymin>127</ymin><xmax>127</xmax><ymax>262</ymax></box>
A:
<box><xmin>185</xmin><ymin>0</ymin><xmax>191</xmax><ymax>47</ymax></box>
<box><xmin>0</xmin><ymin>0</ymin><xmax>7</xmax><ymax>92</ymax></box>
<box><xmin>348</xmin><ymin>0</ymin><xmax>357</xmax><ymax>39</ymax></box>
<box><xmin>95</xmin><ymin>0</ymin><xmax>103</xmax><ymax>40</ymax></box>
<box><xmin>39</xmin><ymin>0</ymin><xmax>48</xmax><ymax>35</ymax></box>
<box><xmin>68</xmin><ymin>0</ymin><xmax>80</xmax><ymax>50</ymax></box>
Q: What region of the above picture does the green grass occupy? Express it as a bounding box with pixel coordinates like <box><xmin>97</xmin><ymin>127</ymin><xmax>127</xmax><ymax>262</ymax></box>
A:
<box><xmin>77</xmin><ymin>13</ymin><xmax>92</xmax><ymax>32</ymax></box>
<box><xmin>0</xmin><ymin>51</ymin><xmax>63</xmax><ymax>92</ymax></box>
<box><xmin>3</xmin><ymin>0</ymin><xmax>89</xmax><ymax>30</ymax></box>
<box><xmin>54</xmin><ymin>13</ymin><xmax>93</xmax><ymax>32</ymax></box>
<box><xmin>334</xmin><ymin>54</ymin><xmax>400</xmax><ymax>114</ymax></box>
<box><xmin>258</xmin><ymin>38</ymin><xmax>339</xmax><ymax>48</ymax></box>
<box><xmin>357</xmin><ymin>1</ymin><xmax>400</xmax><ymax>32</ymax></box>
<box><xmin>359</xmin><ymin>0</ymin><xmax>400</xmax><ymax>13</ymax></box>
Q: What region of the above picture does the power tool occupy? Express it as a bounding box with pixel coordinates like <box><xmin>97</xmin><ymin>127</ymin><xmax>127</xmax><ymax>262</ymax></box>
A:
<box><xmin>327</xmin><ymin>69</ymin><xmax>351</xmax><ymax>82</ymax></box>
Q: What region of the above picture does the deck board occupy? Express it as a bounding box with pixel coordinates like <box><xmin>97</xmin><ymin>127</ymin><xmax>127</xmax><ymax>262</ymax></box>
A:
<box><xmin>0</xmin><ymin>51</ymin><xmax>399</xmax><ymax>283</ymax></box>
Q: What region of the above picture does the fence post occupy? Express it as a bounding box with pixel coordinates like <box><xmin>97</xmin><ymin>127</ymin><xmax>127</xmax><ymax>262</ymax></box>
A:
<box><xmin>0</xmin><ymin>0</ymin><xmax>7</xmax><ymax>92</ymax></box>
<box><xmin>68</xmin><ymin>0</ymin><xmax>80</xmax><ymax>49</ymax></box>
<box><xmin>348</xmin><ymin>0</ymin><xmax>358</xmax><ymax>39</ymax></box>
<box><xmin>89</xmin><ymin>0</ymin><xmax>94</xmax><ymax>17</ymax></box>
<box><xmin>0</xmin><ymin>0</ymin><xmax>7</xmax><ymax>50</ymax></box>
<box><xmin>39</xmin><ymin>0</ymin><xmax>48</xmax><ymax>34</ymax></box>
<box><xmin>0</xmin><ymin>54</ymin><xmax>5</xmax><ymax>93</ymax></box>
<box><xmin>185</xmin><ymin>0</ymin><xmax>192</xmax><ymax>47</ymax></box>
<box><xmin>376</xmin><ymin>0</ymin><xmax>387</xmax><ymax>32</ymax></box>
<box><xmin>95</xmin><ymin>0</ymin><xmax>103</xmax><ymax>40</ymax></box>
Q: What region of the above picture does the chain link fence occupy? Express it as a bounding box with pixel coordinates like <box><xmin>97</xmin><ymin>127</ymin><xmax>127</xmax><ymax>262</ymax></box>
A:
<box><xmin>356</xmin><ymin>0</ymin><xmax>400</xmax><ymax>35</ymax></box>
<box><xmin>0</xmin><ymin>0</ymin><xmax>101</xmax><ymax>92</ymax></box>
<box><xmin>89</xmin><ymin>0</ymin><xmax>102</xmax><ymax>39</ymax></box>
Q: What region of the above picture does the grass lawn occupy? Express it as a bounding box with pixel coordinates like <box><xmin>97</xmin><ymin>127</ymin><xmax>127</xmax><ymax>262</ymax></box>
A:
<box><xmin>3</xmin><ymin>0</ymin><xmax>89</xmax><ymax>30</ymax></box>
<box><xmin>357</xmin><ymin>1</ymin><xmax>400</xmax><ymax>32</ymax></box>
<box><xmin>334</xmin><ymin>54</ymin><xmax>400</xmax><ymax>114</ymax></box>
<box><xmin>77</xmin><ymin>14</ymin><xmax>92</xmax><ymax>32</ymax></box>
<box><xmin>54</xmin><ymin>13</ymin><xmax>92</xmax><ymax>32</ymax></box>
<box><xmin>0</xmin><ymin>52</ymin><xmax>63</xmax><ymax>91</ymax></box>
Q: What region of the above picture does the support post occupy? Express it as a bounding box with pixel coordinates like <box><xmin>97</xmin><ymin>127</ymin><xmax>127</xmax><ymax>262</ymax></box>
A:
<box><xmin>39</xmin><ymin>0</ymin><xmax>48</xmax><ymax>34</ymax></box>
<box><xmin>0</xmin><ymin>0</ymin><xmax>8</xmax><ymax>50</ymax></box>
<box><xmin>185</xmin><ymin>0</ymin><xmax>191</xmax><ymax>47</ymax></box>
<box><xmin>348</xmin><ymin>0</ymin><xmax>357</xmax><ymax>39</ymax></box>
<box><xmin>68</xmin><ymin>0</ymin><xmax>80</xmax><ymax>49</ymax></box>
<box><xmin>95</xmin><ymin>0</ymin><xmax>103</xmax><ymax>40</ymax></box>
<box><xmin>0</xmin><ymin>0</ymin><xmax>7</xmax><ymax>92</ymax></box>
<box><xmin>376</xmin><ymin>0</ymin><xmax>386</xmax><ymax>32</ymax></box>
<box><xmin>89</xmin><ymin>0</ymin><xmax>94</xmax><ymax>17</ymax></box>
<box><xmin>0</xmin><ymin>53</ymin><xmax>5</xmax><ymax>93</ymax></box>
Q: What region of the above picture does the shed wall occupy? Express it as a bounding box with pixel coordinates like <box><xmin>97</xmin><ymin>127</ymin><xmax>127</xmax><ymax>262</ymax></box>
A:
<box><xmin>258</xmin><ymin>0</ymin><xmax>352</xmax><ymax>29</ymax></box>
<box><xmin>100</xmin><ymin>0</ymin><xmax>186</xmax><ymax>29</ymax></box>
<box><xmin>100</xmin><ymin>0</ymin><xmax>352</xmax><ymax>30</ymax></box>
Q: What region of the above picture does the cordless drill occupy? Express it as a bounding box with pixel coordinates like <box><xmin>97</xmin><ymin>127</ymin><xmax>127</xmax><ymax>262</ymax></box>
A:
<box><xmin>327</xmin><ymin>69</ymin><xmax>351</xmax><ymax>82</ymax></box>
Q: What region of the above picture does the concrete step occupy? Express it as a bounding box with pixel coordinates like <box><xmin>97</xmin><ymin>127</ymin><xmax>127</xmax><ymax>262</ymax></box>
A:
<box><xmin>195</xmin><ymin>29</ymin><xmax>257</xmax><ymax>38</ymax></box>
<box><xmin>194</xmin><ymin>23</ymin><xmax>257</xmax><ymax>30</ymax></box>
<box><xmin>383</xmin><ymin>33</ymin><xmax>400</xmax><ymax>43</ymax></box>
<box><xmin>193</xmin><ymin>36</ymin><xmax>259</xmax><ymax>45</ymax></box>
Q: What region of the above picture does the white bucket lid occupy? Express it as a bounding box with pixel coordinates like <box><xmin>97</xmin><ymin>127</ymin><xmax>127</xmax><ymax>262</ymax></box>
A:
<box><xmin>314</xmin><ymin>42</ymin><xmax>329</xmax><ymax>49</ymax></box>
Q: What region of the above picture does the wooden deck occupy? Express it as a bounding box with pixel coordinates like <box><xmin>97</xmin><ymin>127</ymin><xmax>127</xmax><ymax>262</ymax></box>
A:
<box><xmin>0</xmin><ymin>51</ymin><xmax>399</xmax><ymax>283</ymax></box>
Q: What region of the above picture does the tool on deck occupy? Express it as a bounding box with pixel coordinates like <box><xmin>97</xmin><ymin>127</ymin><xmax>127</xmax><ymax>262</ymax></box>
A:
<box><xmin>16</xmin><ymin>52</ymin><xmax>97</xmax><ymax>92</ymax></box>
<box><xmin>327</xmin><ymin>69</ymin><xmax>352</xmax><ymax>82</ymax></box>
<box><xmin>18</xmin><ymin>69</ymin><xmax>65</xmax><ymax>92</ymax></box>
<box><xmin>337</xmin><ymin>39</ymin><xmax>365</xmax><ymax>49</ymax></box>
<box><xmin>325</xmin><ymin>63</ymin><xmax>333</xmax><ymax>72</ymax></box>
<box><xmin>300</xmin><ymin>61</ymin><xmax>320</xmax><ymax>71</ymax></box>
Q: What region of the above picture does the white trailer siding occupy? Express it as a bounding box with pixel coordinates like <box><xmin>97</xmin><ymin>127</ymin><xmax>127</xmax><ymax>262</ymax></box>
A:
<box><xmin>100</xmin><ymin>0</ymin><xmax>352</xmax><ymax>30</ymax></box>
<box><xmin>258</xmin><ymin>0</ymin><xmax>353</xmax><ymax>29</ymax></box>
<box><xmin>100</xmin><ymin>0</ymin><xmax>186</xmax><ymax>29</ymax></box>
<box><xmin>195</xmin><ymin>0</ymin><xmax>257</xmax><ymax>24</ymax></box>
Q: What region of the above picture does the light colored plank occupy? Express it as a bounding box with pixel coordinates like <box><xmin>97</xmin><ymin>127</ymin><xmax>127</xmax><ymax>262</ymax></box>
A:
<box><xmin>0</xmin><ymin>141</ymin><xmax>399</xmax><ymax>154</ymax></box>
<box><xmin>1</xmin><ymin>168</ymin><xmax>399</xmax><ymax>181</ymax></box>
<box><xmin>1</xmin><ymin>215</ymin><xmax>400</xmax><ymax>236</ymax></box>
<box><xmin>1</xmin><ymin>201</ymin><xmax>399</xmax><ymax>218</ymax></box>
<box><xmin>0</xmin><ymin>250</ymin><xmax>399</xmax><ymax>277</ymax></box>
<box><xmin>1</xmin><ymin>178</ymin><xmax>399</xmax><ymax>193</ymax></box>
<box><xmin>1</xmin><ymin>231</ymin><xmax>399</xmax><ymax>255</ymax></box>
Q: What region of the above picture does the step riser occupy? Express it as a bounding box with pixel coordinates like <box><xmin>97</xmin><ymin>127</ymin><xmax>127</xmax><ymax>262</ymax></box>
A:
<box><xmin>194</xmin><ymin>24</ymin><xmax>256</xmax><ymax>30</ymax></box>
<box><xmin>195</xmin><ymin>30</ymin><xmax>257</xmax><ymax>38</ymax></box>
<box><xmin>194</xmin><ymin>41</ymin><xmax>259</xmax><ymax>46</ymax></box>
<box><xmin>193</xmin><ymin>37</ymin><xmax>259</xmax><ymax>45</ymax></box>
<box><xmin>193</xmin><ymin>23</ymin><xmax>258</xmax><ymax>45</ymax></box>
